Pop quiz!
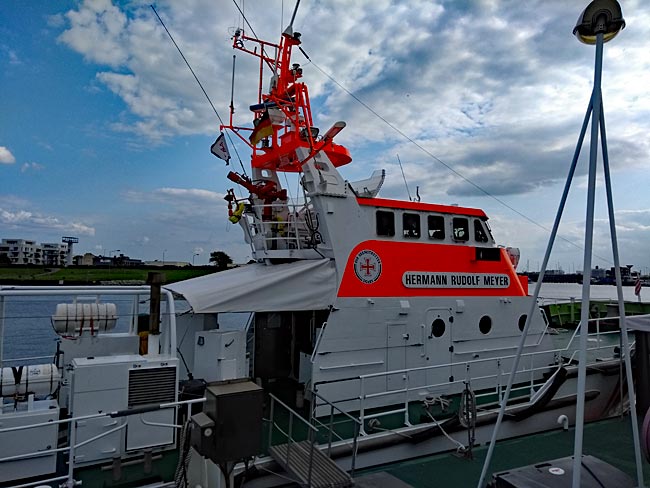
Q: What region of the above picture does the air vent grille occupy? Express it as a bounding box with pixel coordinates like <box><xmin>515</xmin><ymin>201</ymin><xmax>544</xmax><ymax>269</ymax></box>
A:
<box><xmin>128</xmin><ymin>367</ymin><xmax>176</xmax><ymax>407</ymax></box>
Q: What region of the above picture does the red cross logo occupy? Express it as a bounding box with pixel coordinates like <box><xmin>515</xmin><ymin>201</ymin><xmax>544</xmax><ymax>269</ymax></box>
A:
<box><xmin>360</xmin><ymin>258</ymin><xmax>375</xmax><ymax>276</ymax></box>
<box><xmin>354</xmin><ymin>250</ymin><xmax>382</xmax><ymax>284</ymax></box>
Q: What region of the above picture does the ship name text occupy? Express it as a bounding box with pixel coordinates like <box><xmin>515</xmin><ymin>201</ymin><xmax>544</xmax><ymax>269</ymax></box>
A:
<box><xmin>402</xmin><ymin>272</ymin><xmax>510</xmax><ymax>289</ymax></box>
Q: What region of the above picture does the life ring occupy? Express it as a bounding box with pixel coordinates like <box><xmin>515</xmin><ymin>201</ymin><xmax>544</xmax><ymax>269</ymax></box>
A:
<box><xmin>229</xmin><ymin>202</ymin><xmax>246</xmax><ymax>223</ymax></box>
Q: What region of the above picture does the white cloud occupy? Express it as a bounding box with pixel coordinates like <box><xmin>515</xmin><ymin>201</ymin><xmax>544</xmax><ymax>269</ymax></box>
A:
<box><xmin>0</xmin><ymin>208</ymin><xmax>95</xmax><ymax>236</ymax></box>
<box><xmin>51</xmin><ymin>1</ymin><xmax>650</xmax><ymax>268</ymax></box>
<box><xmin>124</xmin><ymin>187</ymin><xmax>224</xmax><ymax>205</ymax></box>
<box><xmin>0</xmin><ymin>146</ymin><xmax>16</xmax><ymax>164</ymax></box>
<box><xmin>21</xmin><ymin>162</ymin><xmax>45</xmax><ymax>173</ymax></box>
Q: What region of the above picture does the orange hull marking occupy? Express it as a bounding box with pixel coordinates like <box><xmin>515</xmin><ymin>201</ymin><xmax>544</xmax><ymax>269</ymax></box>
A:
<box><xmin>338</xmin><ymin>240</ymin><xmax>527</xmax><ymax>298</ymax></box>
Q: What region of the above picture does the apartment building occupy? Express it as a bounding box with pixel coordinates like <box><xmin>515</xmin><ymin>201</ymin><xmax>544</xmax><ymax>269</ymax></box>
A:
<box><xmin>0</xmin><ymin>239</ymin><xmax>43</xmax><ymax>265</ymax></box>
<box><xmin>0</xmin><ymin>239</ymin><xmax>70</xmax><ymax>266</ymax></box>
<box><xmin>41</xmin><ymin>242</ymin><xmax>69</xmax><ymax>266</ymax></box>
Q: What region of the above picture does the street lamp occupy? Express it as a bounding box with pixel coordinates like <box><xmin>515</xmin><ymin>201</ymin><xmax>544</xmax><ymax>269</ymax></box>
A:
<box><xmin>192</xmin><ymin>252</ymin><xmax>200</xmax><ymax>266</ymax></box>
<box><xmin>109</xmin><ymin>249</ymin><xmax>120</xmax><ymax>274</ymax></box>
<box><xmin>162</xmin><ymin>249</ymin><xmax>167</xmax><ymax>266</ymax></box>
<box><xmin>478</xmin><ymin>2</ymin><xmax>642</xmax><ymax>488</ymax></box>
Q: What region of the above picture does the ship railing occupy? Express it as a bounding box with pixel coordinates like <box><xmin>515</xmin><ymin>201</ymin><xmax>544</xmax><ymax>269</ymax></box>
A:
<box><xmin>244</xmin><ymin>202</ymin><xmax>322</xmax><ymax>256</ymax></box>
<box><xmin>266</xmin><ymin>393</ymin><xmax>319</xmax><ymax>487</ymax></box>
<box><xmin>309</xmin><ymin>389</ymin><xmax>361</xmax><ymax>477</ymax></box>
<box><xmin>0</xmin><ymin>286</ymin><xmax>179</xmax><ymax>368</ymax></box>
<box><xmin>0</xmin><ymin>397</ymin><xmax>205</xmax><ymax>488</ymax></box>
<box><xmin>563</xmin><ymin>313</ymin><xmax>633</xmax><ymax>363</ymax></box>
<box><xmin>355</xmin><ymin>355</ymin><xmax>556</xmax><ymax>435</ymax></box>
<box><xmin>313</xmin><ymin>317</ymin><xmax>630</xmax><ymax>435</ymax></box>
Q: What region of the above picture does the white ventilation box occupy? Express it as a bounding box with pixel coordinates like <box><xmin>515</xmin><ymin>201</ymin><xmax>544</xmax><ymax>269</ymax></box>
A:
<box><xmin>70</xmin><ymin>355</ymin><xmax>178</xmax><ymax>466</ymax></box>
<box><xmin>193</xmin><ymin>330</ymin><xmax>246</xmax><ymax>382</ymax></box>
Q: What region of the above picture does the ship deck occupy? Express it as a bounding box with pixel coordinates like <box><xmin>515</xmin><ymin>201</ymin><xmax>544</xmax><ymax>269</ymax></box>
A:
<box><xmin>355</xmin><ymin>415</ymin><xmax>648</xmax><ymax>486</ymax></box>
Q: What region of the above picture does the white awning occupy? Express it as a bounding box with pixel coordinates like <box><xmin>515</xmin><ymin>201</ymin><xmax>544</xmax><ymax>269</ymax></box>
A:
<box><xmin>165</xmin><ymin>259</ymin><xmax>337</xmax><ymax>313</ymax></box>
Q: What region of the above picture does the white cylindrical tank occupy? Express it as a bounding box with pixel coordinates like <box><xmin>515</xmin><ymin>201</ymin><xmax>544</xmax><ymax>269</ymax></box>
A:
<box><xmin>51</xmin><ymin>303</ymin><xmax>118</xmax><ymax>336</ymax></box>
<box><xmin>0</xmin><ymin>363</ymin><xmax>60</xmax><ymax>398</ymax></box>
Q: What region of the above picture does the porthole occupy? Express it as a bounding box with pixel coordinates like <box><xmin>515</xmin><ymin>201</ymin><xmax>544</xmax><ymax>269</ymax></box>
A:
<box><xmin>518</xmin><ymin>314</ymin><xmax>528</xmax><ymax>332</ymax></box>
<box><xmin>479</xmin><ymin>315</ymin><xmax>492</xmax><ymax>335</ymax></box>
<box><xmin>431</xmin><ymin>318</ymin><xmax>446</xmax><ymax>338</ymax></box>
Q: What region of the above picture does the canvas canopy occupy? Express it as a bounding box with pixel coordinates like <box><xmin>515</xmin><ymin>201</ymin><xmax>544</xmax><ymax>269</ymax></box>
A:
<box><xmin>165</xmin><ymin>259</ymin><xmax>337</xmax><ymax>313</ymax></box>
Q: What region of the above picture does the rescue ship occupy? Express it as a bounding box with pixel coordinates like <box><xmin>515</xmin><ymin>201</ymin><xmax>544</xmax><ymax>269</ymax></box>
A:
<box><xmin>0</xmin><ymin>3</ymin><xmax>637</xmax><ymax>488</ymax></box>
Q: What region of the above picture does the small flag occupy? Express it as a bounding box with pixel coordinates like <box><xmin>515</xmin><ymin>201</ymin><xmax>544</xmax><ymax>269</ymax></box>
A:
<box><xmin>635</xmin><ymin>276</ymin><xmax>642</xmax><ymax>296</ymax></box>
<box><xmin>249</xmin><ymin>111</ymin><xmax>273</xmax><ymax>145</ymax></box>
<box><xmin>211</xmin><ymin>132</ymin><xmax>230</xmax><ymax>164</ymax></box>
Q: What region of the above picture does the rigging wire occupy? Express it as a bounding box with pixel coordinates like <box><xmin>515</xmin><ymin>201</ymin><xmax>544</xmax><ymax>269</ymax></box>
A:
<box><xmin>150</xmin><ymin>4</ymin><xmax>247</xmax><ymax>175</ymax></box>
<box><xmin>304</xmin><ymin>58</ymin><xmax>610</xmax><ymax>263</ymax></box>
<box><xmin>396</xmin><ymin>154</ymin><xmax>412</xmax><ymax>201</ymax></box>
<box><xmin>226</xmin><ymin>1</ymin><xmax>607</xmax><ymax>263</ymax></box>
<box><xmin>229</xmin><ymin>0</ymin><xmax>275</xmax><ymax>72</ymax></box>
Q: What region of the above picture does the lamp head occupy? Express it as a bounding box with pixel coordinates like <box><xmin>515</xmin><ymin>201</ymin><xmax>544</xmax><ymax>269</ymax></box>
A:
<box><xmin>573</xmin><ymin>0</ymin><xmax>625</xmax><ymax>44</ymax></box>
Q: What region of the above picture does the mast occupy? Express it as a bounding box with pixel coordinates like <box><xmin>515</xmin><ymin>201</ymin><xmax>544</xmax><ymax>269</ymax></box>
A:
<box><xmin>220</xmin><ymin>20</ymin><xmax>351</xmax><ymax>174</ymax></box>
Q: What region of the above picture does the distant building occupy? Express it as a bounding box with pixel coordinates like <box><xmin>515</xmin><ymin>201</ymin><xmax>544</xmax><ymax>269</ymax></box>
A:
<box><xmin>78</xmin><ymin>253</ymin><xmax>99</xmax><ymax>266</ymax></box>
<box><xmin>41</xmin><ymin>242</ymin><xmax>69</xmax><ymax>266</ymax></box>
<box><xmin>592</xmin><ymin>266</ymin><xmax>606</xmax><ymax>280</ymax></box>
<box><xmin>0</xmin><ymin>238</ymin><xmax>75</xmax><ymax>266</ymax></box>
<box><xmin>0</xmin><ymin>239</ymin><xmax>42</xmax><ymax>265</ymax></box>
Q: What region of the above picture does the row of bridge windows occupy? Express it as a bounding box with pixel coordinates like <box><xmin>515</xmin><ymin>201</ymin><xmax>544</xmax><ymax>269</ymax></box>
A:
<box><xmin>376</xmin><ymin>210</ymin><xmax>491</xmax><ymax>243</ymax></box>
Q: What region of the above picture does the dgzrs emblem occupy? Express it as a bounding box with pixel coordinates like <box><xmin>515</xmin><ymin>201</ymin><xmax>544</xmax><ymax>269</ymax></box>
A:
<box><xmin>354</xmin><ymin>250</ymin><xmax>382</xmax><ymax>284</ymax></box>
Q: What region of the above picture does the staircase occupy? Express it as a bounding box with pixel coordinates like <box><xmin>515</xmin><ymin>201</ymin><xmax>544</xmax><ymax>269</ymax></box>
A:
<box><xmin>267</xmin><ymin>393</ymin><xmax>358</xmax><ymax>488</ymax></box>
<box><xmin>270</xmin><ymin>440</ymin><xmax>353</xmax><ymax>488</ymax></box>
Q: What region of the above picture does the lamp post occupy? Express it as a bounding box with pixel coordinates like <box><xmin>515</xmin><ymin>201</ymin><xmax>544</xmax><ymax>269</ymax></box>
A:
<box><xmin>109</xmin><ymin>249</ymin><xmax>120</xmax><ymax>275</ymax></box>
<box><xmin>192</xmin><ymin>252</ymin><xmax>200</xmax><ymax>266</ymax></box>
<box><xmin>162</xmin><ymin>249</ymin><xmax>167</xmax><ymax>266</ymax></box>
<box><xmin>477</xmin><ymin>2</ymin><xmax>643</xmax><ymax>487</ymax></box>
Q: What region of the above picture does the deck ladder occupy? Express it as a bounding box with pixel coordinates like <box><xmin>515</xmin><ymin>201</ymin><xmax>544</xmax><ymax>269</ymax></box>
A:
<box><xmin>267</xmin><ymin>394</ymin><xmax>355</xmax><ymax>488</ymax></box>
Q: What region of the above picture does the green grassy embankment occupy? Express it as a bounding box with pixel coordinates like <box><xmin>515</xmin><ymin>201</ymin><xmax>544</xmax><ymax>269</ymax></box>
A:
<box><xmin>0</xmin><ymin>266</ymin><xmax>215</xmax><ymax>284</ymax></box>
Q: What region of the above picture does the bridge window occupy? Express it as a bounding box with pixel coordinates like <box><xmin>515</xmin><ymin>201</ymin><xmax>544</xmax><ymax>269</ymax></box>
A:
<box><xmin>452</xmin><ymin>217</ymin><xmax>469</xmax><ymax>241</ymax></box>
<box><xmin>474</xmin><ymin>219</ymin><xmax>489</xmax><ymax>243</ymax></box>
<box><xmin>428</xmin><ymin>215</ymin><xmax>445</xmax><ymax>240</ymax></box>
<box><xmin>402</xmin><ymin>213</ymin><xmax>420</xmax><ymax>238</ymax></box>
<box><xmin>376</xmin><ymin>210</ymin><xmax>395</xmax><ymax>237</ymax></box>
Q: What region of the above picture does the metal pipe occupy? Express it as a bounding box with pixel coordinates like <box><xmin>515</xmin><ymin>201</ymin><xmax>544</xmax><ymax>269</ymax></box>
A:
<box><xmin>477</xmin><ymin>85</ymin><xmax>594</xmax><ymax>488</ymax></box>
<box><xmin>599</xmin><ymin>100</ymin><xmax>645</xmax><ymax>487</ymax></box>
<box><xmin>572</xmin><ymin>32</ymin><xmax>603</xmax><ymax>488</ymax></box>
<box><xmin>0</xmin><ymin>295</ymin><xmax>4</xmax><ymax>378</ymax></box>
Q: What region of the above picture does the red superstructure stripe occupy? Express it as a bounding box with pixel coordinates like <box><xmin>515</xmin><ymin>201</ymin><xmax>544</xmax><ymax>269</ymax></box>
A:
<box><xmin>338</xmin><ymin>240</ymin><xmax>526</xmax><ymax>298</ymax></box>
<box><xmin>357</xmin><ymin>198</ymin><xmax>487</xmax><ymax>218</ymax></box>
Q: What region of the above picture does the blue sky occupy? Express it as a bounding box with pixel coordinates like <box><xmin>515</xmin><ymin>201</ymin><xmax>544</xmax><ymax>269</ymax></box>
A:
<box><xmin>1</xmin><ymin>0</ymin><xmax>649</xmax><ymax>271</ymax></box>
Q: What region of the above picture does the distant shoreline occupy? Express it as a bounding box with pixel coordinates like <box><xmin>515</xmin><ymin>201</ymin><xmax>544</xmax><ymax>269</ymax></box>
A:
<box><xmin>0</xmin><ymin>265</ymin><xmax>217</xmax><ymax>286</ymax></box>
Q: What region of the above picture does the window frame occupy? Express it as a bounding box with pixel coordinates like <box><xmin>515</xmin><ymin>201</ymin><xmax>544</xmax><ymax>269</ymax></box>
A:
<box><xmin>427</xmin><ymin>215</ymin><xmax>446</xmax><ymax>240</ymax></box>
<box><xmin>376</xmin><ymin>210</ymin><xmax>395</xmax><ymax>237</ymax></box>
<box><xmin>402</xmin><ymin>212</ymin><xmax>421</xmax><ymax>239</ymax></box>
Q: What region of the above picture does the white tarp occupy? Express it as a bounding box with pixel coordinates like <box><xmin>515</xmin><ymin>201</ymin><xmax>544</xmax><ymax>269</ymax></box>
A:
<box><xmin>165</xmin><ymin>259</ymin><xmax>337</xmax><ymax>313</ymax></box>
<box><xmin>625</xmin><ymin>314</ymin><xmax>650</xmax><ymax>332</ymax></box>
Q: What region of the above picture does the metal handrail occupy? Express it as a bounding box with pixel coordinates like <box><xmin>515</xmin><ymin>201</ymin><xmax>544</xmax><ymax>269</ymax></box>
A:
<box><xmin>244</xmin><ymin>202</ymin><xmax>320</xmax><ymax>253</ymax></box>
<box><xmin>0</xmin><ymin>286</ymin><xmax>179</xmax><ymax>368</ymax></box>
<box><xmin>310</xmin><ymin>314</ymin><xmax>643</xmax><ymax>435</ymax></box>
<box><xmin>0</xmin><ymin>397</ymin><xmax>205</xmax><ymax>488</ymax></box>
<box><xmin>267</xmin><ymin>393</ymin><xmax>319</xmax><ymax>487</ymax></box>
<box><xmin>310</xmin><ymin>389</ymin><xmax>361</xmax><ymax>476</ymax></box>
